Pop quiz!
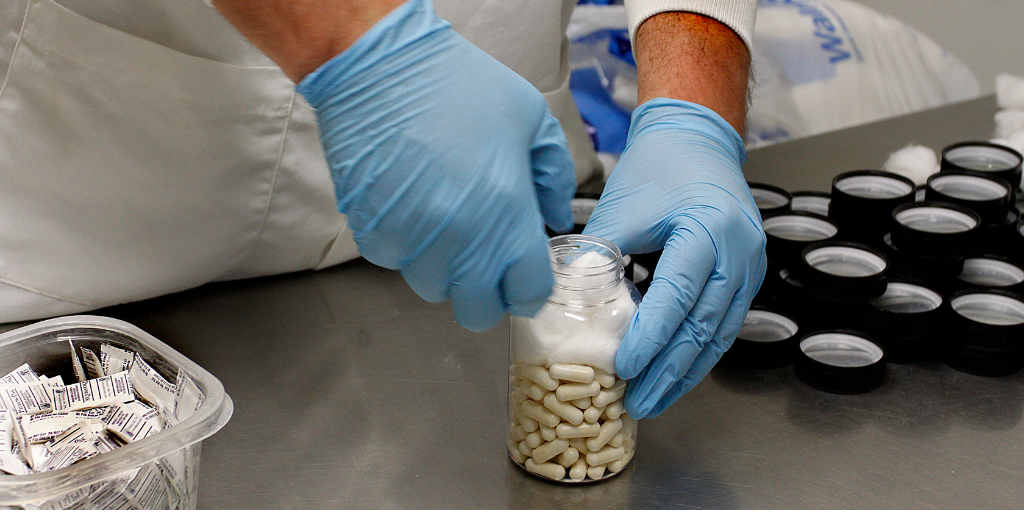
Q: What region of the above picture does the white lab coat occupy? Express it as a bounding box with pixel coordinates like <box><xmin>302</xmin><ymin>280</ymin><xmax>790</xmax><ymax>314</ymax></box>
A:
<box><xmin>0</xmin><ymin>0</ymin><xmax>754</xmax><ymax>323</ymax></box>
<box><xmin>0</xmin><ymin>0</ymin><xmax>595</xmax><ymax>323</ymax></box>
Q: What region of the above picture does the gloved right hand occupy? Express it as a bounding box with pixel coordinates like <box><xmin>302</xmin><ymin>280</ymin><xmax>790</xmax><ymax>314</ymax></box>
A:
<box><xmin>296</xmin><ymin>0</ymin><xmax>577</xmax><ymax>332</ymax></box>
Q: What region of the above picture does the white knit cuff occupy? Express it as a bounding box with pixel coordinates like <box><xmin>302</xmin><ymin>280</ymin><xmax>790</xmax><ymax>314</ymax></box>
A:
<box><xmin>624</xmin><ymin>0</ymin><xmax>756</xmax><ymax>55</ymax></box>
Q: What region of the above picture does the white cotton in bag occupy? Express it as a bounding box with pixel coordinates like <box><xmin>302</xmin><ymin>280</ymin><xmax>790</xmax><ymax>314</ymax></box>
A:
<box><xmin>995</xmin><ymin>110</ymin><xmax>1024</xmax><ymax>140</ymax></box>
<box><xmin>996</xmin><ymin>74</ymin><xmax>1024</xmax><ymax>110</ymax></box>
<box><xmin>883</xmin><ymin>144</ymin><xmax>939</xmax><ymax>186</ymax></box>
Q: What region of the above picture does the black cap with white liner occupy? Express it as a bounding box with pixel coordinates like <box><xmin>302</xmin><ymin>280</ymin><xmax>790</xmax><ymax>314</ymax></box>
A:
<box><xmin>925</xmin><ymin>171</ymin><xmax>1013</xmax><ymax>224</ymax></box>
<box><xmin>800</xmin><ymin>241</ymin><xmax>888</xmax><ymax>303</ymax></box>
<box><xmin>763</xmin><ymin>211</ymin><xmax>839</xmax><ymax>267</ymax></box>
<box><xmin>859</xmin><ymin>282</ymin><xmax>943</xmax><ymax>363</ymax></box>
<box><xmin>829</xmin><ymin>170</ymin><xmax>916</xmax><ymax>243</ymax></box>
<box><xmin>567</xmin><ymin>192</ymin><xmax>602</xmax><ymax>235</ymax></box>
<box><xmin>950</xmin><ymin>255</ymin><xmax>1024</xmax><ymax>295</ymax></box>
<box><xmin>880</xmin><ymin>233</ymin><xmax>964</xmax><ymax>285</ymax></box>
<box><xmin>748</xmin><ymin>182</ymin><xmax>792</xmax><ymax>217</ymax></box>
<box><xmin>941</xmin><ymin>288</ymin><xmax>1024</xmax><ymax>353</ymax></box>
<box><xmin>939</xmin><ymin>287</ymin><xmax>1024</xmax><ymax>376</ymax></box>
<box><xmin>722</xmin><ymin>306</ymin><xmax>801</xmax><ymax>368</ymax></box>
<box><xmin>794</xmin><ymin>330</ymin><xmax>887</xmax><ymax>394</ymax></box>
<box><xmin>790</xmin><ymin>191</ymin><xmax>831</xmax><ymax>217</ymax></box>
<box><xmin>940</xmin><ymin>141</ymin><xmax>1023</xmax><ymax>193</ymax></box>
<box><xmin>772</xmin><ymin>267</ymin><xmax>858</xmax><ymax>331</ymax></box>
<box><xmin>889</xmin><ymin>201</ymin><xmax>981</xmax><ymax>259</ymax></box>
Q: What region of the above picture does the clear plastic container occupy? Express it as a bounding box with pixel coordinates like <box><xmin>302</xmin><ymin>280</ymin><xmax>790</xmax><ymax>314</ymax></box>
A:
<box><xmin>507</xmin><ymin>235</ymin><xmax>640</xmax><ymax>482</ymax></box>
<box><xmin>0</xmin><ymin>316</ymin><xmax>233</xmax><ymax>509</ymax></box>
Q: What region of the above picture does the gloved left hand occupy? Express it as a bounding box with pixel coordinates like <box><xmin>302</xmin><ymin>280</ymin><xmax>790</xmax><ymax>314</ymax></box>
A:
<box><xmin>296</xmin><ymin>0</ymin><xmax>577</xmax><ymax>331</ymax></box>
<box><xmin>584</xmin><ymin>99</ymin><xmax>766</xmax><ymax>419</ymax></box>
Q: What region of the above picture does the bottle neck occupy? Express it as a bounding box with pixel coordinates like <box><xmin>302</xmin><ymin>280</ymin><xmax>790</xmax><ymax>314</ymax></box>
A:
<box><xmin>548</xmin><ymin>235</ymin><xmax>625</xmax><ymax>307</ymax></box>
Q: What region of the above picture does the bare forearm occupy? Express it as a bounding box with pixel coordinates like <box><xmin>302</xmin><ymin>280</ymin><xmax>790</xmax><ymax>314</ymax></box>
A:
<box><xmin>634</xmin><ymin>11</ymin><xmax>750</xmax><ymax>134</ymax></box>
<box><xmin>211</xmin><ymin>0</ymin><xmax>405</xmax><ymax>82</ymax></box>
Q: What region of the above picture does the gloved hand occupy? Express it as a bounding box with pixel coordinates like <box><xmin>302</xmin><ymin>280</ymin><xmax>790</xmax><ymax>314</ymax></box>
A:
<box><xmin>583</xmin><ymin>99</ymin><xmax>766</xmax><ymax>418</ymax></box>
<box><xmin>297</xmin><ymin>0</ymin><xmax>577</xmax><ymax>331</ymax></box>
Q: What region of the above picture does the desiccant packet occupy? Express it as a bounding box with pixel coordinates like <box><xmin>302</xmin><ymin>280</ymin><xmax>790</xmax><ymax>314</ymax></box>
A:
<box><xmin>0</xmin><ymin>341</ymin><xmax>205</xmax><ymax>485</ymax></box>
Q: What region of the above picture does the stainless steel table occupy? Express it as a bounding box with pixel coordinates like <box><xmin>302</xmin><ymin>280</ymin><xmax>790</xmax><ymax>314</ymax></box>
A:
<box><xmin>6</xmin><ymin>96</ymin><xmax>1024</xmax><ymax>508</ymax></box>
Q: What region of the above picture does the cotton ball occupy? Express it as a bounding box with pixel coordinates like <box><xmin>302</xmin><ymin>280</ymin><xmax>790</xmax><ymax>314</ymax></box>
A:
<box><xmin>991</xmin><ymin>131</ymin><xmax>1024</xmax><ymax>156</ymax></box>
<box><xmin>996</xmin><ymin>73</ymin><xmax>1024</xmax><ymax>110</ymax></box>
<box><xmin>512</xmin><ymin>304</ymin><xmax>583</xmax><ymax>365</ymax></box>
<box><xmin>883</xmin><ymin>144</ymin><xmax>939</xmax><ymax>186</ymax></box>
<box><xmin>995</xmin><ymin>110</ymin><xmax>1024</xmax><ymax>139</ymax></box>
<box><xmin>589</xmin><ymin>284</ymin><xmax>637</xmax><ymax>337</ymax></box>
<box><xmin>546</xmin><ymin>330</ymin><xmax>620</xmax><ymax>374</ymax></box>
<box><xmin>568</xmin><ymin>251</ymin><xmax>612</xmax><ymax>268</ymax></box>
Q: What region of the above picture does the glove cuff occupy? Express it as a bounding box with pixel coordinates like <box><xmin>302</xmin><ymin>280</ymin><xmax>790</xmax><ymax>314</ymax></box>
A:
<box><xmin>627</xmin><ymin>98</ymin><xmax>747</xmax><ymax>167</ymax></box>
<box><xmin>297</xmin><ymin>0</ymin><xmax>450</xmax><ymax>109</ymax></box>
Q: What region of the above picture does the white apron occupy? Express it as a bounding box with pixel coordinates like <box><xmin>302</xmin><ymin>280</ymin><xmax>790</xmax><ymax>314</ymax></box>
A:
<box><xmin>0</xmin><ymin>0</ymin><xmax>596</xmax><ymax>323</ymax></box>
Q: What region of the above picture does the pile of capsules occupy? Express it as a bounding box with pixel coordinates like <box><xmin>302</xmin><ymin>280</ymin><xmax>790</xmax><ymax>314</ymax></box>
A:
<box><xmin>507</xmin><ymin>362</ymin><xmax>636</xmax><ymax>482</ymax></box>
<box><xmin>726</xmin><ymin>140</ymin><xmax>1024</xmax><ymax>394</ymax></box>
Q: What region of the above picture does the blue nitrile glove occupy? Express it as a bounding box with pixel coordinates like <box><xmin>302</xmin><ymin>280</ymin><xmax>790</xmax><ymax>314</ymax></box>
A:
<box><xmin>297</xmin><ymin>0</ymin><xmax>577</xmax><ymax>331</ymax></box>
<box><xmin>583</xmin><ymin>99</ymin><xmax>767</xmax><ymax>418</ymax></box>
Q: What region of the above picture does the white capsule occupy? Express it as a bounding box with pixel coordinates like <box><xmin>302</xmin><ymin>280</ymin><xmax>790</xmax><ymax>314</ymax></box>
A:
<box><xmin>592</xmin><ymin>380</ymin><xmax>626</xmax><ymax>408</ymax></box>
<box><xmin>511</xmin><ymin>389</ymin><xmax>528</xmax><ymax>405</ymax></box>
<box><xmin>509</xmin><ymin>375</ymin><xmax>523</xmax><ymax>388</ymax></box>
<box><xmin>548</xmin><ymin>363</ymin><xmax>595</xmax><ymax>383</ymax></box>
<box><xmin>556</xmin><ymin>447</ymin><xmax>580</xmax><ymax>467</ymax></box>
<box><xmin>543</xmin><ymin>393</ymin><xmax>584</xmax><ymax>425</ymax></box>
<box><xmin>521</xmin><ymin>364</ymin><xmax>560</xmax><ymax>391</ymax></box>
<box><xmin>518</xmin><ymin>440</ymin><xmax>532</xmax><ymax>458</ymax></box>
<box><xmin>526</xmin><ymin>432</ymin><xmax>543</xmax><ymax>449</ymax></box>
<box><xmin>518</xmin><ymin>379</ymin><xmax>546</xmax><ymax>401</ymax></box>
<box><xmin>556</xmin><ymin>380</ymin><xmax>601</xmax><ymax>402</ymax></box>
<box><xmin>586</xmin><ymin>418</ymin><xmax>623</xmax><ymax>452</ymax></box>
<box><xmin>571</xmin><ymin>397</ymin><xmax>592</xmax><ymax>409</ymax></box>
<box><xmin>586</xmin><ymin>446</ymin><xmax>625</xmax><ymax>466</ymax></box>
<box><xmin>569</xmin><ymin>459</ymin><xmax>588</xmax><ymax>481</ymax></box>
<box><xmin>603</xmin><ymin>399</ymin><xmax>624</xmax><ymax>420</ymax></box>
<box><xmin>568</xmin><ymin>437</ymin><xmax>588</xmax><ymax>454</ymax></box>
<box><xmin>587</xmin><ymin>464</ymin><xmax>606</xmax><ymax>480</ymax></box>
<box><xmin>540</xmin><ymin>424</ymin><xmax>557</xmax><ymax>442</ymax></box>
<box><xmin>620</xmin><ymin>414</ymin><xmax>637</xmax><ymax>438</ymax></box>
<box><xmin>531</xmin><ymin>438</ymin><xmax>570</xmax><ymax>463</ymax></box>
<box><xmin>521</xmin><ymin>400</ymin><xmax>560</xmax><ymax>428</ymax></box>
<box><xmin>509</xmin><ymin>425</ymin><xmax>527</xmax><ymax>442</ymax></box>
<box><xmin>608</xmin><ymin>432</ymin><xmax>624</xmax><ymax>448</ymax></box>
<box><xmin>515</xmin><ymin>408</ymin><xmax>539</xmax><ymax>433</ymax></box>
<box><xmin>508</xmin><ymin>438</ymin><xmax>527</xmax><ymax>464</ymax></box>
<box><xmin>607</xmin><ymin>449</ymin><xmax>634</xmax><ymax>473</ymax></box>
<box><xmin>555</xmin><ymin>421</ymin><xmax>601</xmax><ymax>439</ymax></box>
<box><xmin>583</xmin><ymin>405</ymin><xmax>604</xmax><ymax>424</ymax></box>
<box><xmin>623</xmin><ymin>437</ymin><xmax>635</xmax><ymax>450</ymax></box>
<box><xmin>593</xmin><ymin>368</ymin><xmax>616</xmax><ymax>388</ymax></box>
<box><xmin>526</xmin><ymin>458</ymin><xmax>567</xmax><ymax>480</ymax></box>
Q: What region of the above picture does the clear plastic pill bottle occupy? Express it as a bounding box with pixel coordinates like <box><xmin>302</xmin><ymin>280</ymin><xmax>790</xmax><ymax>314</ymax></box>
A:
<box><xmin>507</xmin><ymin>235</ymin><xmax>640</xmax><ymax>482</ymax></box>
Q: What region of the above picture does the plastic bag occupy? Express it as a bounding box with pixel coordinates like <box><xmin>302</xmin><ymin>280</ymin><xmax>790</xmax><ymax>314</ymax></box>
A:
<box><xmin>568</xmin><ymin>0</ymin><xmax>981</xmax><ymax>150</ymax></box>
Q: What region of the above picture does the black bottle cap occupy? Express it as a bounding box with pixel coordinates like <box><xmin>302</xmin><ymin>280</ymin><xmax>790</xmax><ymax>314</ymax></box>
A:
<box><xmin>940</xmin><ymin>141</ymin><xmax>1023</xmax><ymax>192</ymax></box>
<box><xmin>790</xmin><ymin>191</ymin><xmax>831</xmax><ymax>217</ymax></box>
<box><xmin>772</xmin><ymin>267</ymin><xmax>859</xmax><ymax>331</ymax></box>
<box><xmin>942</xmin><ymin>288</ymin><xmax>1024</xmax><ymax>353</ymax></box>
<box><xmin>763</xmin><ymin>211</ymin><xmax>839</xmax><ymax>267</ymax></box>
<box><xmin>748</xmin><ymin>182</ymin><xmax>792</xmax><ymax>217</ymax></box>
<box><xmin>924</xmin><ymin>170</ymin><xmax>1013</xmax><ymax>224</ymax></box>
<box><xmin>794</xmin><ymin>330</ymin><xmax>887</xmax><ymax>394</ymax></box>
<box><xmin>829</xmin><ymin>170</ymin><xmax>916</xmax><ymax>243</ymax></box>
<box><xmin>889</xmin><ymin>201</ymin><xmax>982</xmax><ymax>259</ymax></box>
<box><xmin>722</xmin><ymin>306</ymin><xmax>801</xmax><ymax>369</ymax></box>
<box><xmin>951</xmin><ymin>254</ymin><xmax>1024</xmax><ymax>295</ymax></box>
<box><xmin>881</xmin><ymin>233</ymin><xmax>964</xmax><ymax>285</ymax></box>
<box><xmin>800</xmin><ymin>241</ymin><xmax>888</xmax><ymax>303</ymax></box>
<box><xmin>859</xmin><ymin>282</ymin><xmax>943</xmax><ymax>363</ymax></box>
<box><xmin>939</xmin><ymin>342</ymin><xmax>1024</xmax><ymax>377</ymax></box>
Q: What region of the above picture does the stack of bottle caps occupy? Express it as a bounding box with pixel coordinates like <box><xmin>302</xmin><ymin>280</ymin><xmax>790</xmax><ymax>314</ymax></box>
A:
<box><xmin>726</xmin><ymin>141</ymin><xmax>1024</xmax><ymax>394</ymax></box>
